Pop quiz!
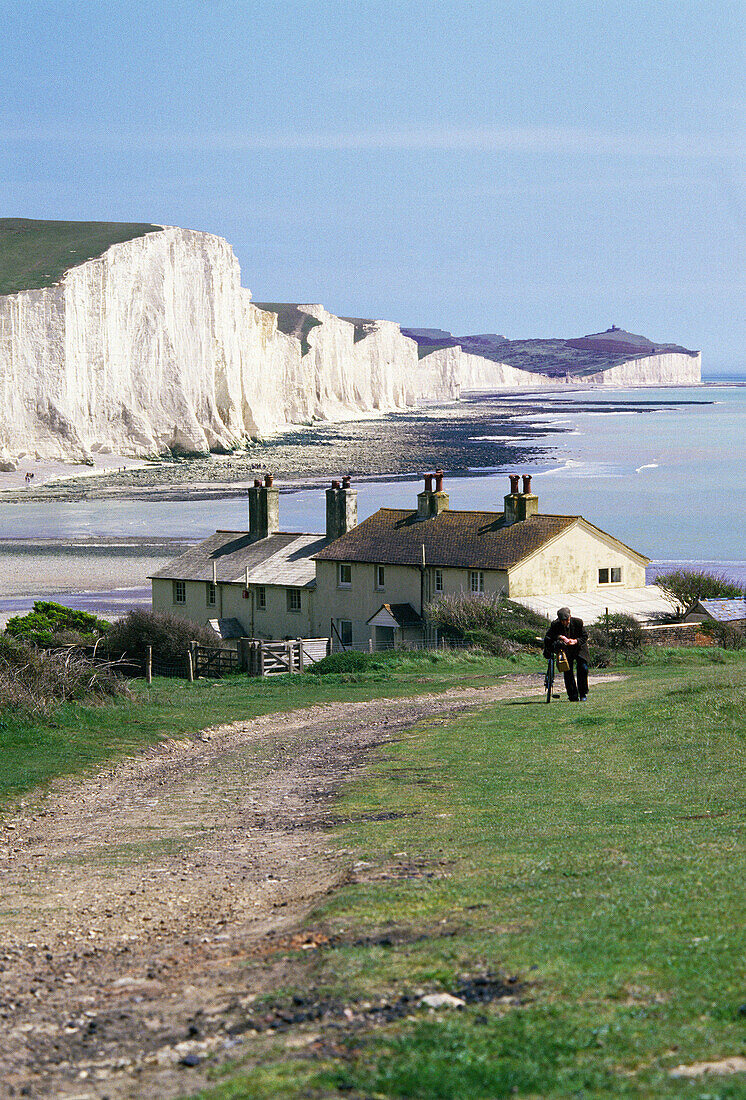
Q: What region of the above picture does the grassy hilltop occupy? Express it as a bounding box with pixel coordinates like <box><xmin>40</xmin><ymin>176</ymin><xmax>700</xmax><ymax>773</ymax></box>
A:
<box><xmin>0</xmin><ymin>217</ymin><xmax>161</xmax><ymax>296</ymax></box>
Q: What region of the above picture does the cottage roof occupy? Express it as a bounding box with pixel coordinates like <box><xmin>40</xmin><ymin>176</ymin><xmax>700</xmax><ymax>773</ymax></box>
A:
<box><xmin>367</xmin><ymin>603</ymin><xmax>423</xmax><ymax>629</ymax></box>
<box><xmin>313</xmin><ymin>508</ymin><xmax>578</xmax><ymax>570</ymax></box>
<box><xmin>150</xmin><ymin>530</ymin><xmax>323</xmax><ymax>588</ymax></box>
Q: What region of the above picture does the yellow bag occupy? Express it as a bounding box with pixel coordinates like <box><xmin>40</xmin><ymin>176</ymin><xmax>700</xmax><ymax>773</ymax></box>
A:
<box><xmin>556</xmin><ymin>650</ymin><xmax>570</xmax><ymax>673</ymax></box>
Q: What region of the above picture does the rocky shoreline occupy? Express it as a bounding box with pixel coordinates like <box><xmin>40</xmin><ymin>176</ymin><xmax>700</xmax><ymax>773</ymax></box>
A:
<box><xmin>0</xmin><ymin>394</ymin><xmax>558</xmax><ymax>504</ymax></box>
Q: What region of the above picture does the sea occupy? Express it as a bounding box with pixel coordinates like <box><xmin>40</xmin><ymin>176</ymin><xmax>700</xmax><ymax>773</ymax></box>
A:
<box><xmin>0</xmin><ymin>376</ymin><xmax>744</xmax><ymax>606</ymax></box>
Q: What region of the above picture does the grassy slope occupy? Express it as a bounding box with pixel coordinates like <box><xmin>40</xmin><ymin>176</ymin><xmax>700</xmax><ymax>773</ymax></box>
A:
<box><xmin>0</xmin><ymin>218</ymin><xmax>161</xmax><ymax>296</ymax></box>
<box><xmin>186</xmin><ymin>651</ymin><xmax>746</xmax><ymax>1099</ymax></box>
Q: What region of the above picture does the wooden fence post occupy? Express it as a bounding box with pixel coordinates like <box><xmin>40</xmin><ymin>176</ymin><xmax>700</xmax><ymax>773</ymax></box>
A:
<box><xmin>186</xmin><ymin>650</ymin><xmax>194</xmax><ymax>682</ymax></box>
<box><xmin>146</xmin><ymin>645</ymin><xmax>152</xmax><ymax>685</ymax></box>
<box><xmin>258</xmin><ymin>641</ymin><xmax>265</xmax><ymax>677</ymax></box>
<box><xmin>297</xmin><ymin>639</ymin><xmax>304</xmax><ymax>672</ymax></box>
<box><xmin>286</xmin><ymin>641</ymin><xmax>293</xmax><ymax>673</ymax></box>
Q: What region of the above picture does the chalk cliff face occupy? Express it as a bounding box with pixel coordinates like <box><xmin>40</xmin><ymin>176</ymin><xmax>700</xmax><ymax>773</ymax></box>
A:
<box><xmin>0</xmin><ymin>228</ymin><xmax>442</xmax><ymax>463</ymax></box>
<box><xmin>0</xmin><ymin>226</ymin><xmax>702</xmax><ymax>465</ymax></box>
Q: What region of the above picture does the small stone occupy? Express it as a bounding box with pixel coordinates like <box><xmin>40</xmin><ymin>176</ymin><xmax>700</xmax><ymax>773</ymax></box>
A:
<box><xmin>421</xmin><ymin>993</ymin><xmax>466</xmax><ymax>1009</ymax></box>
<box><xmin>180</xmin><ymin>1052</ymin><xmax>201</xmax><ymax>1067</ymax></box>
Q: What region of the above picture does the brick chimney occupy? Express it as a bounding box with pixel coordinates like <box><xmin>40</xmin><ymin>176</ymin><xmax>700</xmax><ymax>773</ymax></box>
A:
<box><xmin>417</xmin><ymin>468</ymin><xmax>450</xmax><ymax>519</ymax></box>
<box><xmin>247</xmin><ymin>473</ymin><xmax>280</xmax><ymax>539</ymax></box>
<box><xmin>326</xmin><ymin>476</ymin><xmax>358</xmax><ymax>541</ymax></box>
<box><xmin>503</xmin><ymin>472</ymin><xmax>539</xmax><ymax>525</ymax></box>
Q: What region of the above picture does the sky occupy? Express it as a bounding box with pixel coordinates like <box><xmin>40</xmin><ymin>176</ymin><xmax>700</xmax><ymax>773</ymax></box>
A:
<box><xmin>2</xmin><ymin>0</ymin><xmax>744</xmax><ymax>372</ymax></box>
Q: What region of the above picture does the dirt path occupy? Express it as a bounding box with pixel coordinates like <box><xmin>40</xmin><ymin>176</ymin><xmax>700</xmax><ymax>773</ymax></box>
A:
<box><xmin>0</xmin><ymin>675</ymin><xmax>618</xmax><ymax>1099</ymax></box>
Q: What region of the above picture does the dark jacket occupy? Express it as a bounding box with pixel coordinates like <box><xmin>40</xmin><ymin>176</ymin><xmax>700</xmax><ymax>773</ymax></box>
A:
<box><xmin>543</xmin><ymin>616</ymin><xmax>589</xmax><ymax>662</ymax></box>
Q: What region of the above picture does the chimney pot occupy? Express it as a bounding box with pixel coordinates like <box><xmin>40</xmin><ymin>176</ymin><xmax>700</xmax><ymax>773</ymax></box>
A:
<box><xmin>424</xmin><ymin>474</ymin><xmax>433</xmax><ymax>492</ymax></box>
<box><xmin>522</xmin><ymin>474</ymin><xmax>532</xmax><ymax>495</ymax></box>
<box><xmin>331</xmin><ymin>479</ymin><xmax>341</xmax><ymax>489</ymax></box>
<box><xmin>253</xmin><ymin>477</ymin><xmax>262</xmax><ymax>487</ymax></box>
<box><xmin>509</xmin><ymin>474</ymin><xmax>520</xmax><ymax>495</ymax></box>
<box><xmin>342</xmin><ymin>475</ymin><xmax>351</xmax><ymax>489</ymax></box>
<box><xmin>264</xmin><ymin>473</ymin><xmax>274</xmax><ymax>487</ymax></box>
<box><xmin>435</xmin><ymin>468</ymin><xmax>444</xmax><ymax>492</ymax></box>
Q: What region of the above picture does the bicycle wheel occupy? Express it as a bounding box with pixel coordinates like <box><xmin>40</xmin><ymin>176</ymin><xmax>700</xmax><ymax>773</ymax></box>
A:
<box><xmin>545</xmin><ymin>659</ymin><xmax>553</xmax><ymax>704</ymax></box>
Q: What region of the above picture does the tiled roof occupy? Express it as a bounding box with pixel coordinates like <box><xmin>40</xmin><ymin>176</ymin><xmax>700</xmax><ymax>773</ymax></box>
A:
<box><xmin>150</xmin><ymin>531</ymin><xmax>324</xmax><ymax>588</ymax></box>
<box><xmin>693</xmin><ymin>598</ymin><xmax>746</xmax><ymax>623</ymax></box>
<box><xmin>313</xmin><ymin>509</ymin><xmax>577</xmax><ymax>570</ymax></box>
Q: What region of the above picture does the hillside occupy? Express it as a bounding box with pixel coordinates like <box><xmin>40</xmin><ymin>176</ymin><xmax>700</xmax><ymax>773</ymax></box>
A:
<box><xmin>403</xmin><ymin>324</ymin><xmax>700</xmax><ymax>378</ymax></box>
<box><xmin>0</xmin><ymin>217</ymin><xmax>161</xmax><ymax>296</ymax></box>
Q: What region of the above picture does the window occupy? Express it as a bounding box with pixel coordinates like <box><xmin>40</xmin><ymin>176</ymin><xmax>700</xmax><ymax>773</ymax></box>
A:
<box><xmin>611</xmin><ymin>567</ymin><xmax>622</xmax><ymax>583</ymax></box>
<box><xmin>599</xmin><ymin>567</ymin><xmax>623</xmax><ymax>585</ymax></box>
<box><xmin>206</xmin><ymin>582</ymin><xmax>216</xmax><ymax>607</ymax></box>
<box><xmin>375</xmin><ymin>565</ymin><xmax>385</xmax><ymax>590</ymax></box>
<box><xmin>339</xmin><ymin>619</ymin><xmax>353</xmax><ymax>646</ymax></box>
<box><xmin>434</xmin><ymin>568</ymin><xmax>444</xmax><ymax>593</ymax></box>
<box><xmin>287</xmin><ymin>588</ymin><xmax>302</xmax><ymax>612</ymax></box>
<box><xmin>338</xmin><ymin>563</ymin><xmax>352</xmax><ymax>587</ymax></box>
<box><xmin>470</xmin><ymin>570</ymin><xmax>484</xmax><ymax>595</ymax></box>
<box><xmin>173</xmin><ymin>580</ymin><xmax>186</xmax><ymax>604</ymax></box>
<box><xmin>598</xmin><ymin>568</ymin><xmax>609</xmax><ymax>584</ymax></box>
<box><xmin>255</xmin><ymin>585</ymin><xmax>266</xmax><ymax>609</ymax></box>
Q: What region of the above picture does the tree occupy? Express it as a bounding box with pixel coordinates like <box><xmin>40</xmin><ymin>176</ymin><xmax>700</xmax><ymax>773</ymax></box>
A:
<box><xmin>4</xmin><ymin>601</ymin><xmax>110</xmax><ymax>646</ymax></box>
<box><xmin>654</xmin><ymin>568</ymin><xmax>744</xmax><ymax>620</ymax></box>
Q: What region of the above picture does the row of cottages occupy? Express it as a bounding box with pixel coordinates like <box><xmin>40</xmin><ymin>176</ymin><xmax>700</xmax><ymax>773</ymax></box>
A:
<box><xmin>150</xmin><ymin>472</ymin><xmax>649</xmax><ymax>649</ymax></box>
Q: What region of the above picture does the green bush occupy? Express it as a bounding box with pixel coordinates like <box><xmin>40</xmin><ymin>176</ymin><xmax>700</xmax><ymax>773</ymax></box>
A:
<box><xmin>699</xmin><ymin>619</ymin><xmax>746</xmax><ymax>650</ymax></box>
<box><xmin>463</xmin><ymin>629</ymin><xmax>513</xmax><ymax>657</ymax></box>
<box><xmin>103</xmin><ymin>610</ymin><xmax>218</xmax><ymax>665</ymax></box>
<box><xmin>427</xmin><ymin>594</ymin><xmax>548</xmax><ymax>646</ymax></box>
<box><xmin>308</xmin><ymin>650</ymin><xmax>370</xmax><ymax>676</ymax></box>
<box><xmin>4</xmin><ymin>601</ymin><xmax>110</xmax><ymax>646</ymax></box>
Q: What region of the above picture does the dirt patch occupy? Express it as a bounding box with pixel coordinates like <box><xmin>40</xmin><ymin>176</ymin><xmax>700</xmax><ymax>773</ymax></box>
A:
<box><xmin>0</xmin><ymin>674</ymin><xmax>619</xmax><ymax>1098</ymax></box>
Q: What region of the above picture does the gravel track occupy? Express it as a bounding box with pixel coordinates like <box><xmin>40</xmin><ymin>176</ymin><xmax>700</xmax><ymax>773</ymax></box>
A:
<box><xmin>0</xmin><ymin>675</ymin><xmax>618</xmax><ymax>1098</ymax></box>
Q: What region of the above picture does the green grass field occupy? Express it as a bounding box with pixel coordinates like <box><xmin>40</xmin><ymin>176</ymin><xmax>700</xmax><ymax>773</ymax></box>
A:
<box><xmin>0</xmin><ymin>218</ymin><xmax>161</xmax><ymax>296</ymax></box>
<box><xmin>181</xmin><ymin>652</ymin><xmax>746</xmax><ymax>1099</ymax></box>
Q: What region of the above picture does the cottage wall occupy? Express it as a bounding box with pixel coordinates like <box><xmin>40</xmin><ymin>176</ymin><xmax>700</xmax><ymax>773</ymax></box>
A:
<box><xmin>507</xmin><ymin>522</ymin><xmax>646</xmax><ymax>596</ymax></box>
<box><xmin>152</xmin><ymin>577</ymin><xmax>314</xmax><ymax>640</ymax></box>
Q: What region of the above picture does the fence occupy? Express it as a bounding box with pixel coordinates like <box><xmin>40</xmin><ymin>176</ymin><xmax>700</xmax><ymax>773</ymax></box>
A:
<box><xmin>244</xmin><ymin>638</ymin><xmax>330</xmax><ymax>676</ymax></box>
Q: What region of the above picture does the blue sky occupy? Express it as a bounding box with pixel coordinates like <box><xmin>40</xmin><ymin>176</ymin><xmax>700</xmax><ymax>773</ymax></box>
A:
<box><xmin>2</xmin><ymin>0</ymin><xmax>744</xmax><ymax>371</ymax></box>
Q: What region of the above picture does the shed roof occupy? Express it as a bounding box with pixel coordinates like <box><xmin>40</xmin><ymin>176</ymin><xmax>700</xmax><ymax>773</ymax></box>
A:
<box><xmin>313</xmin><ymin>508</ymin><xmax>578</xmax><ymax>570</ymax></box>
<box><xmin>150</xmin><ymin>530</ymin><xmax>323</xmax><ymax>588</ymax></box>
<box><xmin>688</xmin><ymin>598</ymin><xmax>746</xmax><ymax>623</ymax></box>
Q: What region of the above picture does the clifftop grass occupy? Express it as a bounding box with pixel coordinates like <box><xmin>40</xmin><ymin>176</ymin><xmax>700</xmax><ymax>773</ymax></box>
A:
<box><xmin>0</xmin><ymin>218</ymin><xmax>161</xmax><ymax>296</ymax></box>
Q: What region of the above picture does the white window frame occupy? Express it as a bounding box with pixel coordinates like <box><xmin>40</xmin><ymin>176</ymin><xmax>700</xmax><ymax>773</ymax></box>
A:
<box><xmin>375</xmin><ymin>565</ymin><xmax>385</xmax><ymax>590</ymax></box>
<box><xmin>598</xmin><ymin>568</ymin><xmax>609</xmax><ymax>584</ymax></box>
<box><xmin>434</xmin><ymin>568</ymin><xmax>444</xmax><ymax>593</ymax></box>
<box><xmin>338</xmin><ymin>563</ymin><xmax>352</xmax><ymax>588</ymax></box>
<box><xmin>255</xmin><ymin>585</ymin><xmax>266</xmax><ymax>610</ymax></box>
<box><xmin>610</xmin><ymin>566</ymin><xmax>623</xmax><ymax>583</ymax></box>
<box><xmin>206</xmin><ymin>581</ymin><xmax>216</xmax><ymax>607</ymax></box>
<box><xmin>173</xmin><ymin>580</ymin><xmax>186</xmax><ymax>604</ymax></box>
<box><xmin>286</xmin><ymin>588</ymin><xmax>302</xmax><ymax>613</ymax></box>
<box><xmin>469</xmin><ymin>570</ymin><xmax>484</xmax><ymax>595</ymax></box>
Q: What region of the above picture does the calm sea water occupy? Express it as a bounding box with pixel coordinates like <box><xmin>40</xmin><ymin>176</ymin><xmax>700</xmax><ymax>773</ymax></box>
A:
<box><xmin>0</xmin><ymin>378</ymin><xmax>743</xmax><ymax>586</ymax></box>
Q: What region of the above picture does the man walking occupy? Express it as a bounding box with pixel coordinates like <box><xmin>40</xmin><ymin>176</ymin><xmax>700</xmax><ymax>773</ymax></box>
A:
<box><xmin>543</xmin><ymin>607</ymin><xmax>589</xmax><ymax>701</ymax></box>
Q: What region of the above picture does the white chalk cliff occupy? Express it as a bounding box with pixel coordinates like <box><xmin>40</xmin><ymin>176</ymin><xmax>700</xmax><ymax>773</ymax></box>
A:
<box><xmin>0</xmin><ymin>226</ymin><xmax>701</xmax><ymax>464</ymax></box>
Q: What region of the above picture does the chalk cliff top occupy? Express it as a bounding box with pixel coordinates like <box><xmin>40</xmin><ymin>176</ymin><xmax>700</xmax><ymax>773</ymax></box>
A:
<box><xmin>0</xmin><ymin>218</ymin><xmax>163</xmax><ymax>297</ymax></box>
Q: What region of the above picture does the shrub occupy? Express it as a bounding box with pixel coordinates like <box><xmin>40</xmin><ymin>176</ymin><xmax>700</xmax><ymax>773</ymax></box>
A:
<box><xmin>103</xmin><ymin>610</ymin><xmax>218</xmax><ymax>665</ymax></box>
<box><xmin>426</xmin><ymin>594</ymin><xmax>548</xmax><ymax>646</ymax></box>
<box><xmin>655</xmin><ymin>568</ymin><xmax>744</xmax><ymax>619</ymax></box>
<box><xmin>699</xmin><ymin>619</ymin><xmax>746</xmax><ymax>650</ymax></box>
<box><xmin>463</xmin><ymin>629</ymin><xmax>513</xmax><ymax>657</ymax></box>
<box><xmin>0</xmin><ymin>637</ymin><xmax>129</xmax><ymax>716</ymax></box>
<box><xmin>309</xmin><ymin>651</ymin><xmax>370</xmax><ymax>676</ymax></box>
<box><xmin>4</xmin><ymin>601</ymin><xmax>110</xmax><ymax>646</ymax></box>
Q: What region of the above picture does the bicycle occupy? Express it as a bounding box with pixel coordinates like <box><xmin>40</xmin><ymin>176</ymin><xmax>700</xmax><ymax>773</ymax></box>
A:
<box><xmin>544</xmin><ymin>642</ymin><xmax>564</xmax><ymax>704</ymax></box>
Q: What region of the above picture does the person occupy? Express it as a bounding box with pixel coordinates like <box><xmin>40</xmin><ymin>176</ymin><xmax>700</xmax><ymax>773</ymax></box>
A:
<box><xmin>543</xmin><ymin>606</ymin><xmax>589</xmax><ymax>701</ymax></box>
